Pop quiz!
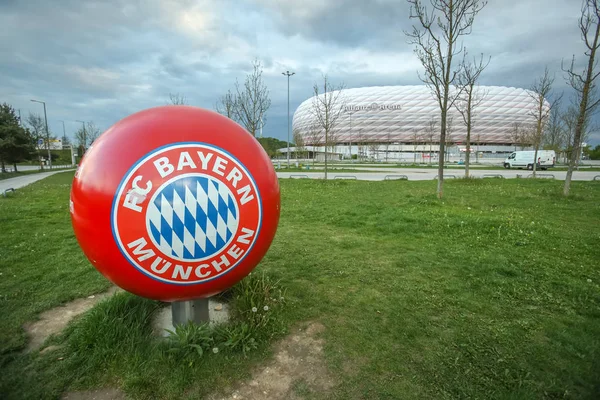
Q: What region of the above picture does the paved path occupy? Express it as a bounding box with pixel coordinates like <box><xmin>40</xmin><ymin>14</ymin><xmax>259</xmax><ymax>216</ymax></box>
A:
<box><xmin>11</xmin><ymin>165</ymin><xmax>73</xmax><ymax>172</ymax></box>
<box><xmin>0</xmin><ymin>170</ymin><xmax>75</xmax><ymax>194</ymax></box>
<box><xmin>277</xmin><ymin>168</ymin><xmax>600</xmax><ymax>181</ymax></box>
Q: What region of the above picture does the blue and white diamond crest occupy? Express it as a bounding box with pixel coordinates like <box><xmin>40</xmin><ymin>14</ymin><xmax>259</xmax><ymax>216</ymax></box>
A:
<box><xmin>146</xmin><ymin>175</ymin><xmax>239</xmax><ymax>261</ymax></box>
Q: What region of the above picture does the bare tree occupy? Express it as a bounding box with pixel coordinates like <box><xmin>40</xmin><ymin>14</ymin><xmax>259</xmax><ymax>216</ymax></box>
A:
<box><xmin>561</xmin><ymin>106</ymin><xmax>578</xmax><ymax>162</ymax></box>
<box><xmin>544</xmin><ymin>99</ymin><xmax>565</xmax><ymax>152</ymax></box>
<box><xmin>293</xmin><ymin>128</ymin><xmax>307</xmax><ymax>161</ymax></box>
<box><xmin>305</xmin><ymin>123</ymin><xmax>323</xmax><ymax>165</ymax></box>
<box><xmin>406</xmin><ymin>0</ymin><xmax>487</xmax><ymax>198</ymax></box>
<box><xmin>310</xmin><ymin>74</ymin><xmax>345</xmax><ymax>179</ymax></box>
<box><xmin>74</xmin><ymin>121</ymin><xmax>101</xmax><ymax>151</ymax></box>
<box><xmin>86</xmin><ymin>122</ymin><xmax>101</xmax><ymax>145</ymax></box>
<box><xmin>215</xmin><ymin>89</ymin><xmax>238</xmax><ymax>120</ymax></box>
<box><xmin>234</xmin><ymin>59</ymin><xmax>271</xmax><ymax>137</ymax></box>
<box><xmin>356</xmin><ymin>130</ymin><xmax>368</xmax><ymax>161</ymax></box>
<box><xmin>25</xmin><ymin>113</ymin><xmax>48</xmax><ymax>169</ymax></box>
<box><xmin>528</xmin><ymin>67</ymin><xmax>557</xmax><ymax>177</ymax></box>
<box><xmin>509</xmin><ymin>122</ymin><xmax>529</xmax><ymax>151</ymax></box>
<box><xmin>411</xmin><ymin>129</ymin><xmax>422</xmax><ymax>164</ymax></box>
<box><xmin>369</xmin><ymin>142</ymin><xmax>381</xmax><ymax>161</ymax></box>
<box><xmin>327</xmin><ymin>126</ymin><xmax>340</xmax><ymax>157</ymax></box>
<box><xmin>563</xmin><ymin>0</ymin><xmax>600</xmax><ymax>194</ymax></box>
<box><xmin>455</xmin><ymin>53</ymin><xmax>490</xmax><ymax>177</ymax></box>
<box><xmin>384</xmin><ymin>131</ymin><xmax>393</xmax><ymax>162</ymax></box>
<box><xmin>426</xmin><ymin>117</ymin><xmax>437</xmax><ymax>165</ymax></box>
<box><xmin>168</xmin><ymin>93</ymin><xmax>187</xmax><ymax>105</ymax></box>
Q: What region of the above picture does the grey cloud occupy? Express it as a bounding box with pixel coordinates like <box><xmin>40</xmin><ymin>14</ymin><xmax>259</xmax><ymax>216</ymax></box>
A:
<box><xmin>249</xmin><ymin>0</ymin><xmax>410</xmax><ymax>49</ymax></box>
<box><xmin>1</xmin><ymin>0</ymin><xmax>599</xmax><ymax>145</ymax></box>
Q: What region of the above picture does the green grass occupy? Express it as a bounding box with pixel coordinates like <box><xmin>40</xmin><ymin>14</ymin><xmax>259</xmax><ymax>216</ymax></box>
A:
<box><xmin>1</xmin><ymin>172</ymin><xmax>600</xmax><ymax>399</ymax></box>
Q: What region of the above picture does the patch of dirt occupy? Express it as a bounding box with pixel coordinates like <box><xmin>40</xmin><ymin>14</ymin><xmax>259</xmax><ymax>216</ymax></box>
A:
<box><xmin>24</xmin><ymin>286</ymin><xmax>121</xmax><ymax>352</ymax></box>
<box><xmin>209</xmin><ymin>322</ymin><xmax>335</xmax><ymax>400</ymax></box>
<box><xmin>62</xmin><ymin>388</ymin><xmax>126</xmax><ymax>400</ymax></box>
<box><xmin>40</xmin><ymin>344</ymin><xmax>61</xmax><ymax>354</ymax></box>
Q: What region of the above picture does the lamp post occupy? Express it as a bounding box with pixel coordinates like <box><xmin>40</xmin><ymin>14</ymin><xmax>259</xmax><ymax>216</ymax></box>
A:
<box><xmin>30</xmin><ymin>99</ymin><xmax>52</xmax><ymax>168</ymax></box>
<box><xmin>282</xmin><ymin>70</ymin><xmax>295</xmax><ymax>168</ymax></box>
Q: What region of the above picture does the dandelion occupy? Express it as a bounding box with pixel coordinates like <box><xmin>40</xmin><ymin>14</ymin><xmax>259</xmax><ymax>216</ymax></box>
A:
<box><xmin>252</xmin><ymin>307</ymin><xmax>257</xmax><ymax>313</ymax></box>
<box><xmin>212</xmin><ymin>347</ymin><xmax>219</xmax><ymax>354</ymax></box>
<box><xmin>263</xmin><ymin>305</ymin><xmax>269</xmax><ymax>311</ymax></box>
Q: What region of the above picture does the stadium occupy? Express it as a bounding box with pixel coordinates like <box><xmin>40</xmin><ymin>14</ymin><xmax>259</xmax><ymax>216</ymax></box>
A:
<box><xmin>291</xmin><ymin>85</ymin><xmax>548</xmax><ymax>162</ymax></box>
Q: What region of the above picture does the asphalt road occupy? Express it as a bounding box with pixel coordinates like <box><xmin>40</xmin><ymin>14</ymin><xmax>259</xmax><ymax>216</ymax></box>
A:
<box><xmin>0</xmin><ymin>170</ymin><xmax>75</xmax><ymax>194</ymax></box>
<box><xmin>277</xmin><ymin>168</ymin><xmax>600</xmax><ymax>181</ymax></box>
<box><xmin>1</xmin><ymin>168</ymin><xmax>597</xmax><ymax>196</ymax></box>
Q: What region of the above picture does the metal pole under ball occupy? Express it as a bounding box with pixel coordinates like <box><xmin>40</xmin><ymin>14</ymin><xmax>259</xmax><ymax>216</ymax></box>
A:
<box><xmin>171</xmin><ymin>298</ymin><xmax>210</xmax><ymax>326</ymax></box>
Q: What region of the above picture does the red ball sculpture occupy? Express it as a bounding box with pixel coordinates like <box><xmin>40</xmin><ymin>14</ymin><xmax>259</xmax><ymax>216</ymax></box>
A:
<box><xmin>70</xmin><ymin>106</ymin><xmax>280</xmax><ymax>301</ymax></box>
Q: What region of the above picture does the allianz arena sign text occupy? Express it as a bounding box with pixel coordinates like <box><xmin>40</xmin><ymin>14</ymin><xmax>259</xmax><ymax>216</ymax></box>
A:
<box><xmin>343</xmin><ymin>103</ymin><xmax>402</xmax><ymax>112</ymax></box>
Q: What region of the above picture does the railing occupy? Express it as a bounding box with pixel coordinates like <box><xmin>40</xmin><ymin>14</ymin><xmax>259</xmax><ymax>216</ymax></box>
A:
<box><xmin>527</xmin><ymin>174</ymin><xmax>555</xmax><ymax>179</ymax></box>
<box><xmin>433</xmin><ymin>175</ymin><xmax>457</xmax><ymax>179</ymax></box>
<box><xmin>289</xmin><ymin>174</ymin><xmax>309</xmax><ymax>179</ymax></box>
<box><xmin>3</xmin><ymin>188</ymin><xmax>16</xmax><ymax>197</ymax></box>
<box><xmin>384</xmin><ymin>175</ymin><xmax>409</xmax><ymax>181</ymax></box>
<box><xmin>334</xmin><ymin>175</ymin><xmax>358</xmax><ymax>180</ymax></box>
<box><xmin>482</xmin><ymin>174</ymin><xmax>504</xmax><ymax>179</ymax></box>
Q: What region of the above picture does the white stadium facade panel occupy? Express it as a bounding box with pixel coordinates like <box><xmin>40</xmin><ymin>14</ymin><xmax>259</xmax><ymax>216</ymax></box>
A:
<box><xmin>292</xmin><ymin>85</ymin><xmax>549</xmax><ymax>146</ymax></box>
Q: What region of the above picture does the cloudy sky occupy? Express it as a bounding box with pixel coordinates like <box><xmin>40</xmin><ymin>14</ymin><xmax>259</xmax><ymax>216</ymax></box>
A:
<box><xmin>2</xmin><ymin>0</ymin><xmax>598</xmax><ymax>144</ymax></box>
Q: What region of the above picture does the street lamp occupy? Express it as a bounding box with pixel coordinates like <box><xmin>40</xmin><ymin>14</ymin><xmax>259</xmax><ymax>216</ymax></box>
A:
<box><xmin>30</xmin><ymin>99</ymin><xmax>52</xmax><ymax>168</ymax></box>
<box><xmin>282</xmin><ymin>70</ymin><xmax>295</xmax><ymax>168</ymax></box>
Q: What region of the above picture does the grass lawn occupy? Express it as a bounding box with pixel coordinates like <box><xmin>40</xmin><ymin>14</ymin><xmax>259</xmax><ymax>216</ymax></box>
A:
<box><xmin>1</xmin><ymin>172</ymin><xmax>599</xmax><ymax>399</ymax></box>
<box><xmin>0</xmin><ymin>167</ymin><xmax>74</xmax><ymax>181</ymax></box>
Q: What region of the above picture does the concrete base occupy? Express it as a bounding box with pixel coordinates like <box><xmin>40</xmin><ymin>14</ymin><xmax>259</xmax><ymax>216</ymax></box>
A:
<box><xmin>152</xmin><ymin>298</ymin><xmax>230</xmax><ymax>337</ymax></box>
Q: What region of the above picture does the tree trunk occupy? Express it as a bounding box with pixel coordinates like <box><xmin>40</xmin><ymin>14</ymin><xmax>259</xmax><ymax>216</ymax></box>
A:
<box><xmin>324</xmin><ymin>132</ymin><xmax>328</xmax><ymax>181</ymax></box>
<box><xmin>13</xmin><ymin>162</ymin><xmax>18</xmax><ymax>172</ymax></box>
<box><xmin>532</xmin><ymin>146</ymin><xmax>539</xmax><ymax>177</ymax></box>
<box><xmin>438</xmin><ymin>110</ymin><xmax>447</xmax><ymax>199</ymax></box>
<box><xmin>565</xmin><ymin>14</ymin><xmax>600</xmax><ymax>195</ymax></box>
<box><xmin>465</xmin><ymin>99</ymin><xmax>472</xmax><ymax>178</ymax></box>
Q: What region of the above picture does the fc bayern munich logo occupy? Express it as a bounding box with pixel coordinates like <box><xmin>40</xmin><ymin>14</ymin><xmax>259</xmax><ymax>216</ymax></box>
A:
<box><xmin>111</xmin><ymin>143</ymin><xmax>262</xmax><ymax>285</ymax></box>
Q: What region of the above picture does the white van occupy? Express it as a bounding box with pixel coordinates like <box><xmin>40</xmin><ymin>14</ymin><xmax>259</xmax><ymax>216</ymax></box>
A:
<box><xmin>503</xmin><ymin>150</ymin><xmax>556</xmax><ymax>170</ymax></box>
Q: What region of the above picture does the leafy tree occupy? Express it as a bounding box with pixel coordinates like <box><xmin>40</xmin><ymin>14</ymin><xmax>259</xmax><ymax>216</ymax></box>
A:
<box><xmin>0</xmin><ymin>103</ymin><xmax>35</xmax><ymax>172</ymax></box>
<box><xmin>586</xmin><ymin>144</ymin><xmax>600</xmax><ymax>159</ymax></box>
<box><xmin>256</xmin><ymin>137</ymin><xmax>287</xmax><ymax>158</ymax></box>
